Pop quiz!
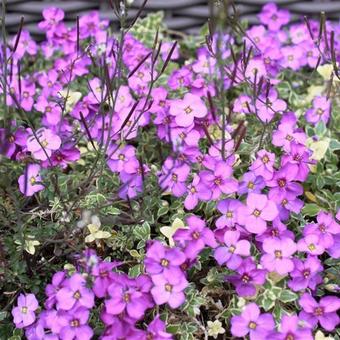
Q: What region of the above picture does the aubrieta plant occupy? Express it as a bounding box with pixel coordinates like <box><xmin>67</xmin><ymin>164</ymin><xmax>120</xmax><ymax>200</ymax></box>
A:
<box><xmin>1</xmin><ymin>1</ymin><xmax>340</xmax><ymax>339</ymax></box>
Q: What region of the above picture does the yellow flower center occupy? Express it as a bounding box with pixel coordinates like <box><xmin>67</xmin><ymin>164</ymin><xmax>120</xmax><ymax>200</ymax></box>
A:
<box><xmin>165</xmin><ymin>284</ymin><xmax>172</xmax><ymax>292</ymax></box>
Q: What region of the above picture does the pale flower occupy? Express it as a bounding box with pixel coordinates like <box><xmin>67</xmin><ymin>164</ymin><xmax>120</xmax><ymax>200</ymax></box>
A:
<box><xmin>207</xmin><ymin>320</ymin><xmax>225</xmax><ymax>339</ymax></box>
<box><xmin>160</xmin><ymin>218</ymin><xmax>188</xmax><ymax>247</ymax></box>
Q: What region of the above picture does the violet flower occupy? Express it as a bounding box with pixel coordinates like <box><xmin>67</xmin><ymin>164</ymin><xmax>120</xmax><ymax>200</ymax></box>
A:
<box><xmin>299</xmin><ymin>293</ymin><xmax>340</xmax><ymax>331</ymax></box>
<box><xmin>238</xmin><ymin>193</ymin><xmax>279</xmax><ymax>234</ymax></box>
<box><xmin>231</xmin><ymin>303</ymin><xmax>275</xmax><ymax>339</ymax></box>
<box><xmin>214</xmin><ymin>230</ymin><xmax>251</xmax><ymax>270</ymax></box>
<box><xmin>260</xmin><ymin>237</ymin><xmax>297</xmax><ymax>275</ymax></box>
<box><xmin>12</xmin><ymin>294</ymin><xmax>39</xmax><ymax>329</ymax></box>
<box><xmin>288</xmin><ymin>256</ymin><xmax>323</xmax><ymax>291</ymax></box>
<box><xmin>18</xmin><ymin>164</ymin><xmax>44</xmax><ymax>196</ymax></box>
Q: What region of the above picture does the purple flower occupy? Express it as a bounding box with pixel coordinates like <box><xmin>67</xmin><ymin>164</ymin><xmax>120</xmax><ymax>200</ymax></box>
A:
<box><xmin>146</xmin><ymin>315</ymin><xmax>173</xmax><ymax>339</ymax></box>
<box><xmin>270</xmin><ymin>314</ymin><xmax>313</xmax><ymax>340</ymax></box>
<box><xmin>12</xmin><ymin>294</ymin><xmax>39</xmax><ymax>329</ymax></box>
<box><xmin>45</xmin><ymin>271</ymin><xmax>66</xmax><ymax>309</ymax></box>
<box><xmin>281</xmin><ymin>142</ymin><xmax>312</xmax><ymax>182</ymax></box>
<box><xmin>260</xmin><ymin>237</ymin><xmax>296</xmax><ymax>275</ymax></box>
<box><xmin>297</xmin><ymin>234</ymin><xmax>325</xmax><ymax>256</ymax></box>
<box><xmin>27</xmin><ymin>128</ymin><xmax>61</xmax><ymax>161</ymax></box>
<box><xmin>238</xmin><ymin>171</ymin><xmax>265</xmax><ymax>195</ymax></box>
<box><xmin>258</xmin><ymin>3</ymin><xmax>290</xmax><ymax>31</ymax></box>
<box><xmin>105</xmin><ymin>281</ymin><xmax>151</xmax><ymax>320</ymax></box>
<box><xmin>159</xmin><ymin>158</ymin><xmax>190</xmax><ymax>197</ymax></box>
<box><xmin>91</xmin><ymin>261</ymin><xmax>119</xmax><ymax>298</ymax></box>
<box><xmin>107</xmin><ymin>144</ymin><xmax>135</xmax><ymax>173</ymax></box>
<box><xmin>215</xmin><ymin>199</ymin><xmax>243</xmax><ymax>229</ymax></box>
<box><xmin>305</xmin><ymin>96</ymin><xmax>331</xmax><ymax>125</ymax></box>
<box><xmin>214</xmin><ymin>231</ymin><xmax>251</xmax><ymax>269</ymax></box>
<box><xmin>250</xmin><ymin>149</ymin><xmax>275</xmax><ymax>180</ymax></box>
<box><xmin>58</xmin><ymin>307</ymin><xmax>93</xmax><ymax>340</ymax></box>
<box><xmin>56</xmin><ymin>273</ymin><xmax>94</xmax><ymax>311</ymax></box>
<box><xmin>184</xmin><ymin>174</ymin><xmax>211</xmax><ymax>210</ymax></box>
<box><xmin>18</xmin><ymin>164</ymin><xmax>44</xmax><ymax>196</ymax></box>
<box><xmin>173</xmin><ymin>215</ymin><xmax>217</xmax><ymax>259</ymax></box>
<box><xmin>144</xmin><ymin>240</ymin><xmax>186</xmax><ymax>276</ymax></box>
<box><xmin>227</xmin><ymin>258</ymin><xmax>267</xmax><ymax>297</ymax></box>
<box><xmin>169</xmin><ymin>93</ymin><xmax>207</xmax><ymax>127</ymax></box>
<box><xmin>255</xmin><ymin>89</ymin><xmax>287</xmax><ymax>123</ymax></box>
<box><xmin>199</xmin><ymin>160</ymin><xmax>238</xmax><ymax>200</ymax></box>
<box><xmin>267</xmin><ymin>164</ymin><xmax>303</xmax><ymax>201</ymax></box>
<box><xmin>151</xmin><ymin>270</ymin><xmax>188</xmax><ymax>309</ymax></box>
<box><xmin>34</xmin><ymin>96</ymin><xmax>62</xmax><ymax>125</ymax></box>
<box><xmin>238</xmin><ymin>193</ymin><xmax>279</xmax><ymax>234</ymax></box>
<box><xmin>231</xmin><ymin>303</ymin><xmax>275</xmax><ymax>340</ymax></box>
<box><xmin>288</xmin><ymin>256</ymin><xmax>323</xmax><ymax>291</ymax></box>
<box><xmin>299</xmin><ymin>293</ymin><xmax>340</xmax><ymax>331</ymax></box>
<box><xmin>303</xmin><ymin>211</ymin><xmax>340</xmax><ymax>249</ymax></box>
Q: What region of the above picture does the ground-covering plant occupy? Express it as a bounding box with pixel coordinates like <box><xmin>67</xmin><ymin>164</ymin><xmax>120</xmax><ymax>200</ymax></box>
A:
<box><xmin>0</xmin><ymin>1</ymin><xmax>340</xmax><ymax>339</ymax></box>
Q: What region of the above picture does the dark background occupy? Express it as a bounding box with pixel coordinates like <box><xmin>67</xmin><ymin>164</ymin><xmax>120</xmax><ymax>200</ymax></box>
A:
<box><xmin>1</xmin><ymin>0</ymin><xmax>340</xmax><ymax>37</ymax></box>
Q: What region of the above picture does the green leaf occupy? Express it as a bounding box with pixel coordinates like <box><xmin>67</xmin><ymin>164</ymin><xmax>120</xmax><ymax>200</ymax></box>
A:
<box><xmin>157</xmin><ymin>206</ymin><xmax>169</xmax><ymax>218</ymax></box>
<box><xmin>302</xmin><ymin>203</ymin><xmax>321</xmax><ymax>216</ymax></box>
<box><xmin>279</xmin><ymin>290</ymin><xmax>298</xmax><ymax>303</ymax></box>
<box><xmin>133</xmin><ymin>221</ymin><xmax>151</xmax><ymax>241</ymax></box>
<box><xmin>261</xmin><ymin>296</ymin><xmax>275</xmax><ymax>311</ymax></box>
<box><xmin>330</xmin><ymin>139</ymin><xmax>340</xmax><ymax>151</ymax></box>
<box><xmin>128</xmin><ymin>264</ymin><xmax>143</xmax><ymax>277</ymax></box>
<box><xmin>315</xmin><ymin>121</ymin><xmax>327</xmax><ymax>137</ymax></box>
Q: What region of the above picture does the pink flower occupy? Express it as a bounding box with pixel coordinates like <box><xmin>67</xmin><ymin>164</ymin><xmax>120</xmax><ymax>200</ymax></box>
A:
<box><xmin>297</xmin><ymin>234</ymin><xmax>325</xmax><ymax>256</ymax></box>
<box><xmin>299</xmin><ymin>293</ymin><xmax>340</xmax><ymax>331</ymax></box>
<box><xmin>214</xmin><ymin>231</ymin><xmax>251</xmax><ymax>269</ymax></box>
<box><xmin>151</xmin><ymin>270</ymin><xmax>188</xmax><ymax>309</ymax></box>
<box><xmin>258</xmin><ymin>3</ymin><xmax>290</xmax><ymax>31</ymax></box>
<box><xmin>12</xmin><ymin>294</ymin><xmax>39</xmax><ymax>329</ymax></box>
<box><xmin>18</xmin><ymin>164</ymin><xmax>44</xmax><ymax>196</ymax></box>
<box><xmin>305</xmin><ymin>96</ymin><xmax>331</xmax><ymax>125</ymax></box>
<box><xmin>27</xmin><ymin>128</ymin><xmax>61</xmax><ymax>161</ymax></box>
<box><xmin>238</xmin><ymin>193</ymin><xmax>279</xmax><ymax>234</ymax></box>
<box><xmin>261</xmin><ymin>237</ymin><xmax>296</xmax><ymax>275</ymax></box>
<box><xmin>231</xmin><ymin>303</ymin><xmax>275</xmax><ymax>339</ymax></box>
<box><xmin>250</xmin><ymin>149</ymin><xmax>275</xmax><ymax>180</ymax></box>
<box><xmin>169</xmin><ymin>93</ymin><xmax>207</xmax><ymax>127</ymax></box>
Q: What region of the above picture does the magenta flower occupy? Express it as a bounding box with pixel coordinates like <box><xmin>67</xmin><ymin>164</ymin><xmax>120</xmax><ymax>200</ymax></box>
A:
<box><xmin>151</xmin><ymin>270</ymin><xmax>188</xmax><ymax>309</ymax></box>
<box><xmin>38</xmin><ymin>7</ymin><xmax>64</xmax><ymax>32</ymax></box>
<box><xmin>281</xmin><ymin>142</ymin><xmax>312</xmax><ymax>182</ymax></box>
<box><xmin>281</xmin><ymin>46</ymin><xmax>303</xmax><ymax>71</ymax></box>
<box><xmin>105</xmin><ymin>282</ymin><xmax>151</xmax><ymax>320</ymax></box>
<box><xmin>12</xmin><ymin>294</ymin><xmax>39</xmax><ymax>329</ymax></box>
<box><xmin>297</xmin><ymin>234</ymin><xmax>325</xmax><ymax>256</ymax></box>
<box><xmin>91</xmin><ymin>261</ymin><xmax>119</xmax><ymax>298</ymax></box>
<box><xmin>270</xmin><ymin>314</ymin><xmax>313</xmax><ymax>340</ymax></box>
<box><xmin>184</xmin><ymin>174</ymin><xmax>211</xmax><ymax>210</ymax></box>
<box><xmin>238</xmin><ymin>171</ymin><xmax>265</xmax><ymax>195</ymax></box>
<box><xmin>267</xmin><ymin>163</ymin><xmax>303</xmax><ymax>201</ymax></box>
<box><xmin>18</xmin><ymin>164</ymin><xmax>44</xmax><ymax>196</ymax></box>
<box><xmin>144</xmin><ymin>240</ymin><xmax>186</xmax><ymax>276</ymax></box>
<box><xmin>199</xmin><ymin>160</ymin><xmax>238</xmax><ymax>200</ymax></box>
<box><xmin>34</xmin><ymin>96</ymin><xmax>62</xmax><ymax>125</ymax></box>
<box><xmin>227</xmin><ymin>258</ymin><xmax>267</xmax><ymax>297</ymax></box>
<box><xmin>231</xmin><ymin>303</ymin><xmax>275</xmax><ymax>340</ymax></box>
<box><xmin>272</xmin><ymin>120</ymin><xmax>306</xmax><ymax>152</ymax></box>
<box><xmin>258</xmin><ymin>2</ymin><xmax>290</xmax><ymax>31</ymax></box>
<box><xmin>299</xmin><ymin>293</ymin><xmax>340</xmax><ymax>331</ymax></box>
<box><xmin>169</xmin><ymin>93</ymin><xmax>207</xmax><ymax>127</ymax></box>
<box><xmin>42</xmin><ymin>147</ymin><xmax>80</xmax><ymax>169</ymax></box>
<box><xmin>303</xmin><ymin>211</ymin><xmax>340</xmax><ymax>249</ymax></box>
<box><xmin>146</xmin><ymin>315</ymin><xmax>173</xmax><ymax>339</ymax></box>
<box><xmin>233</xmin><ymin>94</ymin><xmax>254</xmax><ymax>114</ymax></box>
<box><xmin>250</xmin><ymin>149</ymin><xmax>275</xmax><ymax>180</ymax></box>
<box><xmin>58</xmin><ymin>307</ymin><xmax>93</xmax><ymax>340</ymax></box>
<box><xmin>107</xmin><ymin>144</ymin><xmax>135</xmax><ymax>173</ymax></box>
<box><xmin>216</xmin><ymin>199</ymin><xmax>243</xmax><ymax>229</ymax></box>
<box><xmin>255</xmin><ymin>89</ymin><xmax>287</xmax><ymax>123</ymax></box>
<box><xmin>27</xmin><ymin>128</ymin><xmax>61</xmax><ymax>161</ymax></box>
<box><xmin>260</xmin><ymin>237</ymin><xmax>296</xmax><ymax>275</ymax></box>
<box><xmin>173</xmin><ymin>215</ymin><xmax>217</xmax><ymax>259</ymax></box>
<box><xmin>45</xmin><ymin>271</ymin><xmax>66</xmax><ymax>309</ymax></box>
<box><xmin>56</xmin><ymin>273</ymin><xmax>94</xmax><ymax>311</ymax></box>
<box><xmin>288</xmin><ymin>256</ymin><xmax>323</xmax><ymax>292</ymax></box>
<box><xmin>159</xmin><ymin>158</ymin><xmax>190</xmax><ymax>197</ymax></box>
<box><xmin>305</xmin><ymin>96</ymin><xmax>331</xmax><ymax>125</ymax></box>
<box><xmin>238</xmin><ymin>193</ymin><xmax>279</xmax><ymax>234</ymax></box>
<box><xmin>214</xmin><ymin>231</ymin><xmax>251</xmax><ymax>269</ymax></box>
